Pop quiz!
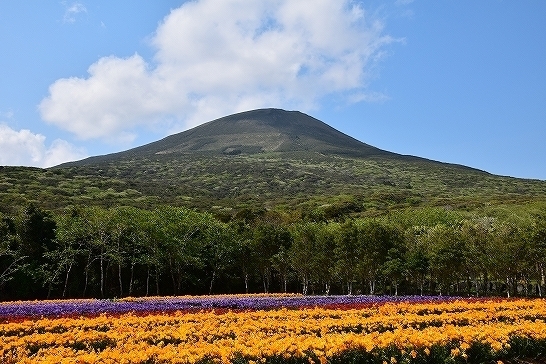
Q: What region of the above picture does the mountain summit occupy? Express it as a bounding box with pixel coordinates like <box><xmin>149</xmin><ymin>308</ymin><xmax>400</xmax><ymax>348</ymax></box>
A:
<box><xmin>68</xmin><ymin>108</ymin><xmax>395</xmax><ymax>166</ymax></box>
<box><xmin>143</xmin><ymin>108</ymin><xmax>389</xmax><ymax>157</ymax></box>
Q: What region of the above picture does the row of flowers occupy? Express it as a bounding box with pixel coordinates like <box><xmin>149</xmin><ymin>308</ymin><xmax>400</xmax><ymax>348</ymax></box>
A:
<box><xmin>2</xmin><ymin>296</ymin><xmax>546</xmax><ymax>363</ymax></box>
<box><xmin>0</xmin><ymin>294</ymin><xmax>459</xmax><ymax>320</ymax></box>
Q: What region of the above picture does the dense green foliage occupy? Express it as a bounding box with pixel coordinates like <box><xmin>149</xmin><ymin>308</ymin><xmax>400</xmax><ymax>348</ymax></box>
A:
<box><xmin>1</xmin><ymin>203</ymin><xmax>546</xmax><ymax>300</ymax></box>
<box><xmin>2</xmin><ymin>152</ymin><xmax>546</xmax><ymax>215</ymax></box>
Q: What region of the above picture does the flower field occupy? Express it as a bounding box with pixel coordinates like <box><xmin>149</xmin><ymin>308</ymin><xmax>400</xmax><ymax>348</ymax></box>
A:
<box><xmin>2</xmin><ymin>295</ymin><xmax>546</xmax><ymax>364</ymax></box>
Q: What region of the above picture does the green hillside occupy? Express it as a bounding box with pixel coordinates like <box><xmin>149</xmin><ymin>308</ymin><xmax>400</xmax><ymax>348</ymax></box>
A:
<box><xmin>1</xmin><ymin>108</ymin><xmax>546</xmax><ymax>216</ymax></box>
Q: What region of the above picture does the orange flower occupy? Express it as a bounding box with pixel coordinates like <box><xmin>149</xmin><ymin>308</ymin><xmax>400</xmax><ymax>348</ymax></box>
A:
<box><xmin>3</xmin><ymin>297</ymin><xmax>546</xmax><ymax>363</ymax></box>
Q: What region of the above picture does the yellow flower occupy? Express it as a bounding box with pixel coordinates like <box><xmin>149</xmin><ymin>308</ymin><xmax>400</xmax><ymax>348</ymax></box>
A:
<box><xmin>424</xmin><ymin>348</ymin><xmax>431</xmax><ymax>356</ymax></box>
<box><xmin>5</xmin><ymin>296</ymin><xmax>546</xmax><ymax>363</ymax></box>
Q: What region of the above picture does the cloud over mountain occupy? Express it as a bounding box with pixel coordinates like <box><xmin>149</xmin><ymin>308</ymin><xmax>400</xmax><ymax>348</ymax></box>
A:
<box><xmin>0</xmin><ymin>124</ymin><xmax>87</xmax><ymax>167</ymax></box>
<box><xmin>39</xmin><ymin>0</ymin><xmax>395</xmax><ymax>142</ymax></box>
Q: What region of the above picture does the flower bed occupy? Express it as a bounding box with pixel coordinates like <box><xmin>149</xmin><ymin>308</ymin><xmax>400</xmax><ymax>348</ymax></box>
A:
<box><xmin>0</xmin><ymin>294</ymin><xmax>458</xmax><ymax>320</ymax></box>
<box><xmin>1</xmin><ymin>295</ymin><xmax>546</xmax><ymax>363</ymax></box>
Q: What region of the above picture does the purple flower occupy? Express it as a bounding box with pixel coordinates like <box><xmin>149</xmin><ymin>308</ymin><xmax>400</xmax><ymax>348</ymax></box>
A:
<box><xmin>0</xmin><ymin>295</ymin><xmax>460</xmax><ymax>319</ymax></box>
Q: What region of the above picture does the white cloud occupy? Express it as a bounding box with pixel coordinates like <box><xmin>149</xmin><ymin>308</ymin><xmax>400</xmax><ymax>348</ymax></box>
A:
<box><xmin>41</xmin><ymin>0</ymin><xmax>395</xmax><ymax>141</ymax></box>
<box><xmin>39</xmin><ymin>55</ymin><xmax>158</xmax><ymax>142</ymax></box>
<box><xmin>43</xmin><ymin>139</ymin><xmax>88</xmax><ymax>167</ymax></box>
<box><xmin>0</xmin><ymin>125</ymin><xmax>87</xmax><ymax>168</ymax></box>
<box><xmin>62</xmin><ymin>2</ymin><xmax>87</xmax><ymax>24</ymax></box>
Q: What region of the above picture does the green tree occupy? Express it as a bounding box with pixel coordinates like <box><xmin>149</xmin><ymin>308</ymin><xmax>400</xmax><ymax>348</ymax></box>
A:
<box><xmin>0</xmin><ymin>214</ymin><xmax>25</xmax><ymax>293</ymax></box>
<box><xmin>202</xmin><ymin>218</ymin><xmax>235</xmax><ymax>294</ymax></box>
<box><xmin>528</xmin><ymin>214</ymin><xmax>546</xmax><ymax>296</ymax></box>
<box><xmin>108</xmin><ymin>207</ymin><xmax>151</xmax><ymax>297</ymax></box>
<box><xmin>47</xmin><ymin>207</ymin><xmax>91</xmax><ymax>298</ymax></box>
<box><xmin>425</xmin><ymin>224</ymin><xmax>465</xmax><ymax>295</ymax></box>
<box><xmin>314</xmin><ymin>223</ymin><xmax>338</xmax><ymax>295</ymax></box>
<box><xmin>252</xmin><ymin>223</ymin><xmax>292</xmax><ymax>293</ymax></box>
<box><xmin>140</xmin><ymin>210</ymin><xmax>166</xmax><ymax>296</ymax></box>
<box><xmin>461</xmin><ymin>217</ymin><xmax>495</xmax><ymax>296</ymax></box>
<box><xmin>290</xmin><ymin>222</ymin><xmax>319</xmax><ymax>295</ymax></box>
<box><xmin>152</xmin><ymin>207</ymin><xmax>208</xmax><ymax>295</ymax></box>
<box><xmin>15</xmin><ymin>205</ymin><xmax>57</xmax><ymax>298</ymax></box>
<box><xmin>86</xmin><ymin>207</ymin><xmax>112</xmax><ymax>298</ymax></box>
<box><xmin>356</xmin><ymin>220</ymin><xmax>395</xmax><ymax>295</ymax></box>
<box><xmin>230</xmin><ymin>221</ymin><xmax>255</xmax><ymax>293</ymax></box>
<box><xmin>404</xmin><ymin>227</ymin><xmax>430</xmax><ymax>296</ymax></box>
<box><xmin>490</xmin><ymin>222</ymin><xmax>528</xmax><ymax>297</ymax></box>
<box><xmin>334</xmin><ymin>221</ymin><xmax>359</xmax><ymax>295</ymax></box>
<box><xmin>272</xmin><ymin>245</ymin><xmax>291</xmax><ymax>293</ymax></box>
<box><xmin>382</xmin><ymin>243</ymin><xmax>406</xmax><ymax>296</ymax></box>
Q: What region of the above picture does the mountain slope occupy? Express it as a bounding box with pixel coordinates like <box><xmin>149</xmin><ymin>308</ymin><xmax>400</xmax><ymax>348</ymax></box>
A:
<box><xmin>64</xmin><ymin>108</ymin><xmax>406</xmax><ymax>165</ymax></box>
<box><xmin>144</xmin><ymin>108</ymin><xmax>380</xmax><ymax>155</ymax></box>
<box><xmin>2</xmin><ymin>108</ymin><xmax>545</xmax><ymax>214</ymax></box>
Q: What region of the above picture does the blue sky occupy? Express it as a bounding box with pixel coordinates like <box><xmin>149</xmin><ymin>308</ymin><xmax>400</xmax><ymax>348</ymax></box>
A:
<box><xmin>1</xmin><ymin>1</ymin><xmax>545</xmax><ymax>180</ymax></box>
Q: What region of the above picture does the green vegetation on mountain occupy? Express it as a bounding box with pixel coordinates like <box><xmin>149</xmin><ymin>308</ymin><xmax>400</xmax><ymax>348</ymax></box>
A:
<box><xmin>3</xmin><ymin>153</ymin><xmax>545</xmax><ymax>216</ymax></box>
<box><xmin>1</xmin><ymin>109</ymin><xmax>546</xmax><ymax>216</ymax></box>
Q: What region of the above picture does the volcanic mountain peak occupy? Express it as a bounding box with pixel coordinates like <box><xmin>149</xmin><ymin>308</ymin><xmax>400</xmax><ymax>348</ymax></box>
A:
<box><xmin>66</xmin><ymin>108</ymin><xmax>393</xmax><ymax>167</ymax></box>
<box><xmin>130</xmin><ymin>108</ymin><xmax>389</xmax><ymax>158</ymax></box>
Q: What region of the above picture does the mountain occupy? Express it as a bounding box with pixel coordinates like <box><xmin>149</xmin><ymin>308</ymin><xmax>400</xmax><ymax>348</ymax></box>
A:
<box><xmin>2</xmin><ymin>108</ymin><xmax>546</xmax><ymax>215</ymax></box>
<box><xmin>62</xmin><ymin>107</ymin><xmax>481</xmax><ymax>174</ymax></box>
<box><xmin>64</xmin><ymin>108</ymin><xmax>397</xmax><ymax>165</ymax></box>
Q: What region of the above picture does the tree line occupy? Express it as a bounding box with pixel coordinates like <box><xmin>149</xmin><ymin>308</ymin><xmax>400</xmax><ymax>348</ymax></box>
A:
<box><xmin>1</xmin><ymin>204</ymin><xmax>546</xmax><ymax>301</ymax></box>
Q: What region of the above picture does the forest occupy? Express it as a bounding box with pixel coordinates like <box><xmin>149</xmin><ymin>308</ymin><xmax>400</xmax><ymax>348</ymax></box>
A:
<box><xmin>1</xmin><ymin>202</ymin><xmax>546</xmax><ymax>301</ymax></box>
